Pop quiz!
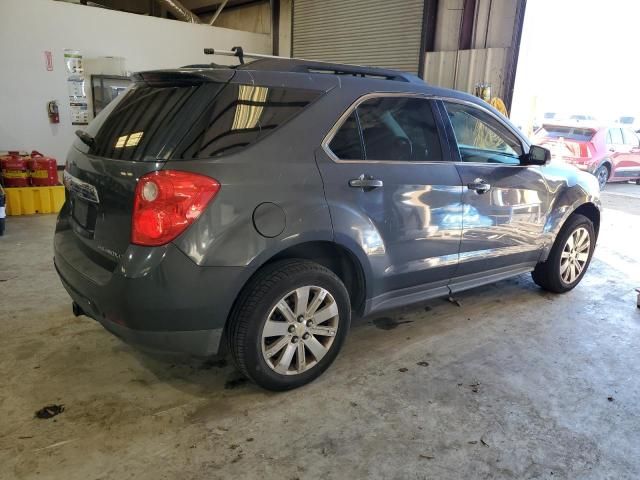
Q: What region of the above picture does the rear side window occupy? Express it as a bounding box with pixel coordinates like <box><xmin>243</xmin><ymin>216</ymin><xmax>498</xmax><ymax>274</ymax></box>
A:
<box><xmin>357</xmin><ymin>97</ymin><xmax>442</xmax><ymax>161</ymax></box>
<box><xmin>329</xmin><ymin>112</ymin><xmax>363</xmax><ymax>160</ymax></box>
<box><xmin>178</xmin><ymin>84</ymin><xmax>322</xmax><ymax>159</ymax></box>
<box><xmin>328</xmin><ymin>96</ymin><xmax>443</xmax><ymax>162</ymax></box>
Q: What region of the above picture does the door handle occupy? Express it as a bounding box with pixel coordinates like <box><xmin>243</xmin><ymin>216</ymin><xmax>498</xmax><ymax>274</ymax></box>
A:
<box><xmin>349</xmin><ymin>174</ymin><xmax>383</xmax><ymax>191</ymax></box>
<box><xmin>467</xmin><ymin>178</ymin><xmax>491</xmax><ymax>194</ymax></box>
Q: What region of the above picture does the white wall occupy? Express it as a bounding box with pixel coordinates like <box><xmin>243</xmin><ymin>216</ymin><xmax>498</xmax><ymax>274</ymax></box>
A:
<box><xmin>0</xmin><ymin>0</ymin><xmax>271</xmax><ymax>164</ymax></box>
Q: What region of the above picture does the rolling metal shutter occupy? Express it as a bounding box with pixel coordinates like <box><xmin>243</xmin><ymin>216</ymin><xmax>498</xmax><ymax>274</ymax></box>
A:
<box><xmin>292</xmin><ymin>0</ymin><xmax>425</xmax><ymax>75</ymax></box>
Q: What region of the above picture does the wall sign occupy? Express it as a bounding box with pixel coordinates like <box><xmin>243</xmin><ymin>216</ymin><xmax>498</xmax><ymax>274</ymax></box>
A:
<box><xmin>44</xmin><ymin>51</ymin><xmax>53</xmax><ymax>71</ymax></box>
<box><xmin>64</xmin><ymin>49</ymin><xmax>88</xmax><ymax>126</ymax></box>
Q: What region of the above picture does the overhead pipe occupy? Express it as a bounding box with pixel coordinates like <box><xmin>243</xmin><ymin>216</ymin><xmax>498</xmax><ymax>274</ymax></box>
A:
<box><xmin>155</xmin><ymin>0</ymin><xmax>201</xmax><ymax>23</ymax></box>
<box><xmin>208</xmin><ymin>0</ymin><xmax>229</xmax><ymax>25</ymax></box>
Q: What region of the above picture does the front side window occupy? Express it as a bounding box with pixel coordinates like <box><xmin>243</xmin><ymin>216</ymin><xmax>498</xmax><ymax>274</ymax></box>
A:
<box><xmin>443</xmin><ymin>101</ymin><xmax>523</xmax><ymax>165</ymax></box>
<box><xmin>328</xmin><ymin>96</ymin><xmax>443</xmax><ymax>162</ymax></box>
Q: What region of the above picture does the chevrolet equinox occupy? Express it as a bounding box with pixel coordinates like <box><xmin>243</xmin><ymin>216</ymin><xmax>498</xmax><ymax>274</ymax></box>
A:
<box><xmin>55</xmin><ymin>56</ymin><xmax>601</xmax><ymax>390</ymax></box>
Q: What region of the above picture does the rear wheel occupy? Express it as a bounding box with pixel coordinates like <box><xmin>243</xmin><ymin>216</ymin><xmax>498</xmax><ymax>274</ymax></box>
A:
<box><xmin>227</xmin><ymin>259</ymin><xmax>350</xmax><ymax>391</ymax></box>
<box><xmin>532</xmin><ymin>214</ymin><xmax>595</xmax><ymax>293</ymax></box>
<box><xmin>594</xmin><ymin>165</ymin><xmax>609</xmax><ymax>190</ymax></box>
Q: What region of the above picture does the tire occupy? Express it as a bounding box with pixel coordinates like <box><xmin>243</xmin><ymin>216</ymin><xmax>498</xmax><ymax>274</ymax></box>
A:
<box><xmin>636</xmin><ymin>179</ymin><xmax>640</xmax><ymax>185</ymax></box>
<box><xmin>227</xmin><ymin>259</ymin><xmax>351</xmax><ymax>391</ymax></box>
<box><xmin>594</xmin><ymin>165</ymin><xmax>609</xmax><ymax>190</ymax></box>
<box><xmin>532</xmin><ymin>213</ymin><xmax>596</xmax><ymax>293</ymax></box>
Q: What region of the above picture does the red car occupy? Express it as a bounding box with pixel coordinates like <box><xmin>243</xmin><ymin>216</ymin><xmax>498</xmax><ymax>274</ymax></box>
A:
<box><xmin>534</xmin><ymin>123</ymin><xmax>640</xmax><ymax>189</ymax></box>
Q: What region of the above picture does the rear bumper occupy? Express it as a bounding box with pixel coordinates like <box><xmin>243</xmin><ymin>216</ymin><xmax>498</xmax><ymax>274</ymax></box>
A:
<box><xmin>54</xmin><ymin>229</ymin><xmax>250</xmax><ymax>357</ymax></box>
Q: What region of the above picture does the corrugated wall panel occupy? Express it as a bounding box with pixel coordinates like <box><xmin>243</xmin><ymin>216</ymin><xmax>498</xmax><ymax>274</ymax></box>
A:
<box><xmin>455</xmin><ymin>47</ymin><xmax>509</xmax><ymax>97</ymax></box>
<box><xmin>292</xmin><ymin>0</ymin><xmax>425</xmax><ymax>74</ymax></box>
<box><xmin>424</xmin><ymin>47</ymin><xmax>510</xmax><ymax>99</ymax></box>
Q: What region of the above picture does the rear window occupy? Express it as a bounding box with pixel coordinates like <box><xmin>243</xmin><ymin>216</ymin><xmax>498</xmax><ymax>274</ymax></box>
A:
<box><xmin>538</xmin><ymin>125</ymin><xmax>596</xmax><ymax>142</ymax></box>
<box><xmin>84</xmin><ymin>81</ymin><xmax>322</xmax><ymax>161</ymax></box>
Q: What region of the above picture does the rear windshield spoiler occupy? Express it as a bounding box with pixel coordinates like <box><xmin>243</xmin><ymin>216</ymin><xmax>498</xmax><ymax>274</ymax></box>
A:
<box><xmin>541</xmin><ymin>123</ymin><xmax>598</xmax><ymax>133</ymax></box>
<box><xmin>133</xmin><ymin>69</ymin><xmax>234</xmax><ymax>86</ymax></box>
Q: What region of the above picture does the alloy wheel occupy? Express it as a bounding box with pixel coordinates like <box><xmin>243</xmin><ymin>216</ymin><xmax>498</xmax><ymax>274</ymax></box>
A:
<box><xmin>596</xmin><ymin>167</ymin><xmax>608</xmax><ymax>190</ymax></box>
<box><xmin>560</xmin><ymin>227</ymin><xmax>591</xmax><ymax>284</ymax></box>
<box><xmin>261</xmin><ymin>286</ymin><xmax>339</xmax><ymax>375</ymax></box>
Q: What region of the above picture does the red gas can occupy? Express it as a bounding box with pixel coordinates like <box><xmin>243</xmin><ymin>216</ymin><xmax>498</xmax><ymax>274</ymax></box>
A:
<box><xmin>28</xmin><ymin>151</ymin><xmax>58</xmax><ymax>186</ymax></box>
<box><xmin>0</xmin><ymin>151</ymin><xmax>29</xmax><ymax>187</ymax></box>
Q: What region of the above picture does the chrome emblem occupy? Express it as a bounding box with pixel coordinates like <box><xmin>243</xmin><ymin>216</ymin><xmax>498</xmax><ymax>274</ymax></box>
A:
<box><xmin>63</xmin><ymin>171</ymin><xmax>100</xmax><ymax>204</ymax></box>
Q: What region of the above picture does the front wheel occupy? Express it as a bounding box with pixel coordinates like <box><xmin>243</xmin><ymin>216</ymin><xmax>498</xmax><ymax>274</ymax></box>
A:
<box><xmin>532</xmin><ymin>213</ymin><xmax>596</xmax><ymax>293</ymax></box>
<box><xmin>594</xmin><ymin>165</ymin><xmax>609</xmax><ymax>190</ymax></box>
<box><xmin>227</xmin><ymin>259</ymin><xmax>351</xmax><ymax>391</ymax></box>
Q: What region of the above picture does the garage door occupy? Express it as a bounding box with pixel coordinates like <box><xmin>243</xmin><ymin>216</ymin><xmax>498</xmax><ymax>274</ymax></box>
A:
<box><xmin>292</xmin><ymin>0</ymin><xmax>425</xmax><ymax>74</ymax></box>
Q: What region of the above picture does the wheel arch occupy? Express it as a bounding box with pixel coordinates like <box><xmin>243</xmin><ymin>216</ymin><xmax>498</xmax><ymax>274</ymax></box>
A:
<box><xmin>540</xmin><ymin>200</ymin><xmax>601</xmax><ymax>262</ymax></box>
<box><xmin>573</xmin><ymin>202</ymin><xmax>601</xmax><ymax>238</ymax></box>
<box><xmin>596</xmin><ymin>158</ymin><xmax>613</xmax><ymax>176</ymax></box>
<box><xmin>225</xmin><ymin>239</ymin><xmax>369</xmax><ymax>340</ymax></box>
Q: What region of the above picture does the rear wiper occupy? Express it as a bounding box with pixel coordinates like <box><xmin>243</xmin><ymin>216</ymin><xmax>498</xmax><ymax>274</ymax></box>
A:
<box><xmin>75</xmin><ymin>130</ymin><xmax>95</xmax><ymax>148</ymax></box>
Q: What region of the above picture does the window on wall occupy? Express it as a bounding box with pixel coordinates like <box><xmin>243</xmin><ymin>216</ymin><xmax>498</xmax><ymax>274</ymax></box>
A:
<box><xmin>443</xmin><ymin>101</ymin><xmax>523</xmax><ymax>165</ymax></box>
<box><xmin>328</xmin><ymin>96</ymin><xmax>443</xmax><ymax>162</ymax></box>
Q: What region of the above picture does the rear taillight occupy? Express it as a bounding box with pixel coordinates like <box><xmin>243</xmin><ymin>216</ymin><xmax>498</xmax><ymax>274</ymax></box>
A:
<box><xmin>132</xmin><ymin>170</ymin><xmax>220</xmax><ymax>246</ymax></box>
<box><xmin>579</xmin><ymin>143</ymin><xmax>593</xmax><ymax>159</ymax></box>
<box><xmin>564</xmin><ymin>141</ymin><xmax>593</xmax><ymax>159</ymax></box>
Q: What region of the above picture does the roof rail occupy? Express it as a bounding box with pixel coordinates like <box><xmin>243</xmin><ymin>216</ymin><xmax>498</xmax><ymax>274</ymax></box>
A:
<box><xmin>203</xmin><ymin>47</ymin><xmax>421</xmax><ymax>83</ymax></box>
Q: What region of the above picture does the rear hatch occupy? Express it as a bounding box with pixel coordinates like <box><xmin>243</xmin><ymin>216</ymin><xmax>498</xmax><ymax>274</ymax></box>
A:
<box><xmin>62</xmin><ymin>69</ymin><xmax>234</xmax><ymax>269</ymax></box>
<box><xmin>534</xmin><ymin>124</ymin><xmax>597</xmax><ymax>162</ymax></box>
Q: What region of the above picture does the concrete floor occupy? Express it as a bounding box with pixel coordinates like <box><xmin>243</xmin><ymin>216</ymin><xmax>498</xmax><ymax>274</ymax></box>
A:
<box><xmin>1</xmin><ymin>183</ymin><xmax>639</xmax><ymax>480</ymax></box>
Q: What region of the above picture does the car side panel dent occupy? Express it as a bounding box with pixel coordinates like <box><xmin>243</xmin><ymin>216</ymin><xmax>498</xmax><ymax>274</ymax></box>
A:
<box><xmin>540</xmin><ymin>165</ymin><xmax>601</xmax><ymax>261</ymax></box>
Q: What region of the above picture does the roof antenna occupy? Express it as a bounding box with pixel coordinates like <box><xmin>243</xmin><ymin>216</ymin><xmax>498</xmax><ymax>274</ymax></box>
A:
<box><xmin>203</xmin><ymin>47</ymin><xmax>245</xmax><ymax>65</ymax></box>
<box><xmin>231</xmin><ymin>46</ymin><xmax>244</xmax><ymax>64</ymax></box>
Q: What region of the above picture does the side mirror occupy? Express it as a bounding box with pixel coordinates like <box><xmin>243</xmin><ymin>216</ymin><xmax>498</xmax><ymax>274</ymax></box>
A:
<box><xmin>522</xmin><ymin>145</ymin><xmax>551</xmax><ymax>165</ymax></box>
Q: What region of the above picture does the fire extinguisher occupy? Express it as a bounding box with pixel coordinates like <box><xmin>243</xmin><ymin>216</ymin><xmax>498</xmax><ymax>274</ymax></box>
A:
<box><xmin>47</xmin><ymin>100</ymin><xmax>60</xmax><ymax>124</ymax></box>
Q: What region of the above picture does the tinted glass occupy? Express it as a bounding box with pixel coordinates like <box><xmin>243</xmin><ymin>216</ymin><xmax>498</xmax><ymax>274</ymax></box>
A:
<box><xmin>177</xmin><ymin>84</ymin><xmax>322</xmax><ymax>159</ymax></box>
<box><xmin>538</xmin><ymin>126</ymin><xmax>595</xmax><ymax>142</ymax></box>
<box><xmin>623</xmin><ymin>129</ymin><xmax>640</xmax><ymax>147</ymax></box>
<box><xmin>444</xmin><ymin>101</ymin><xmax>523</xmax><ymax>164</ymax></box>
<box><xmin>619</xmin><ymin>116</ymin><xmax>635</xmax><ymax>125</ymax></box>
<box><xmin>88</xmin><ymin>82</ymin><xmax>223</xmax><ymax>161</ymax></box>
<box><xmin>329</xmin><ymin>112</ymin><xmax>363</xmax><ymax>160</ymax></box>
<box><xmin>355</xmin><ymin>97</ymin><xmax>442</xmax><ymax>161</ymax></box>
<box><xmin>608</xmin><ymin>128</ymin><xmax>624</xmax><ymax>144</ymax></box>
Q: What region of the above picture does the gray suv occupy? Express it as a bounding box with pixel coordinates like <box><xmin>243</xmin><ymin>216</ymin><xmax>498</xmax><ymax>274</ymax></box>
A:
<box><xmin>55</xmin><ymin>57</ymin><xmax>601</xmax><ymax>390</ymax></box>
